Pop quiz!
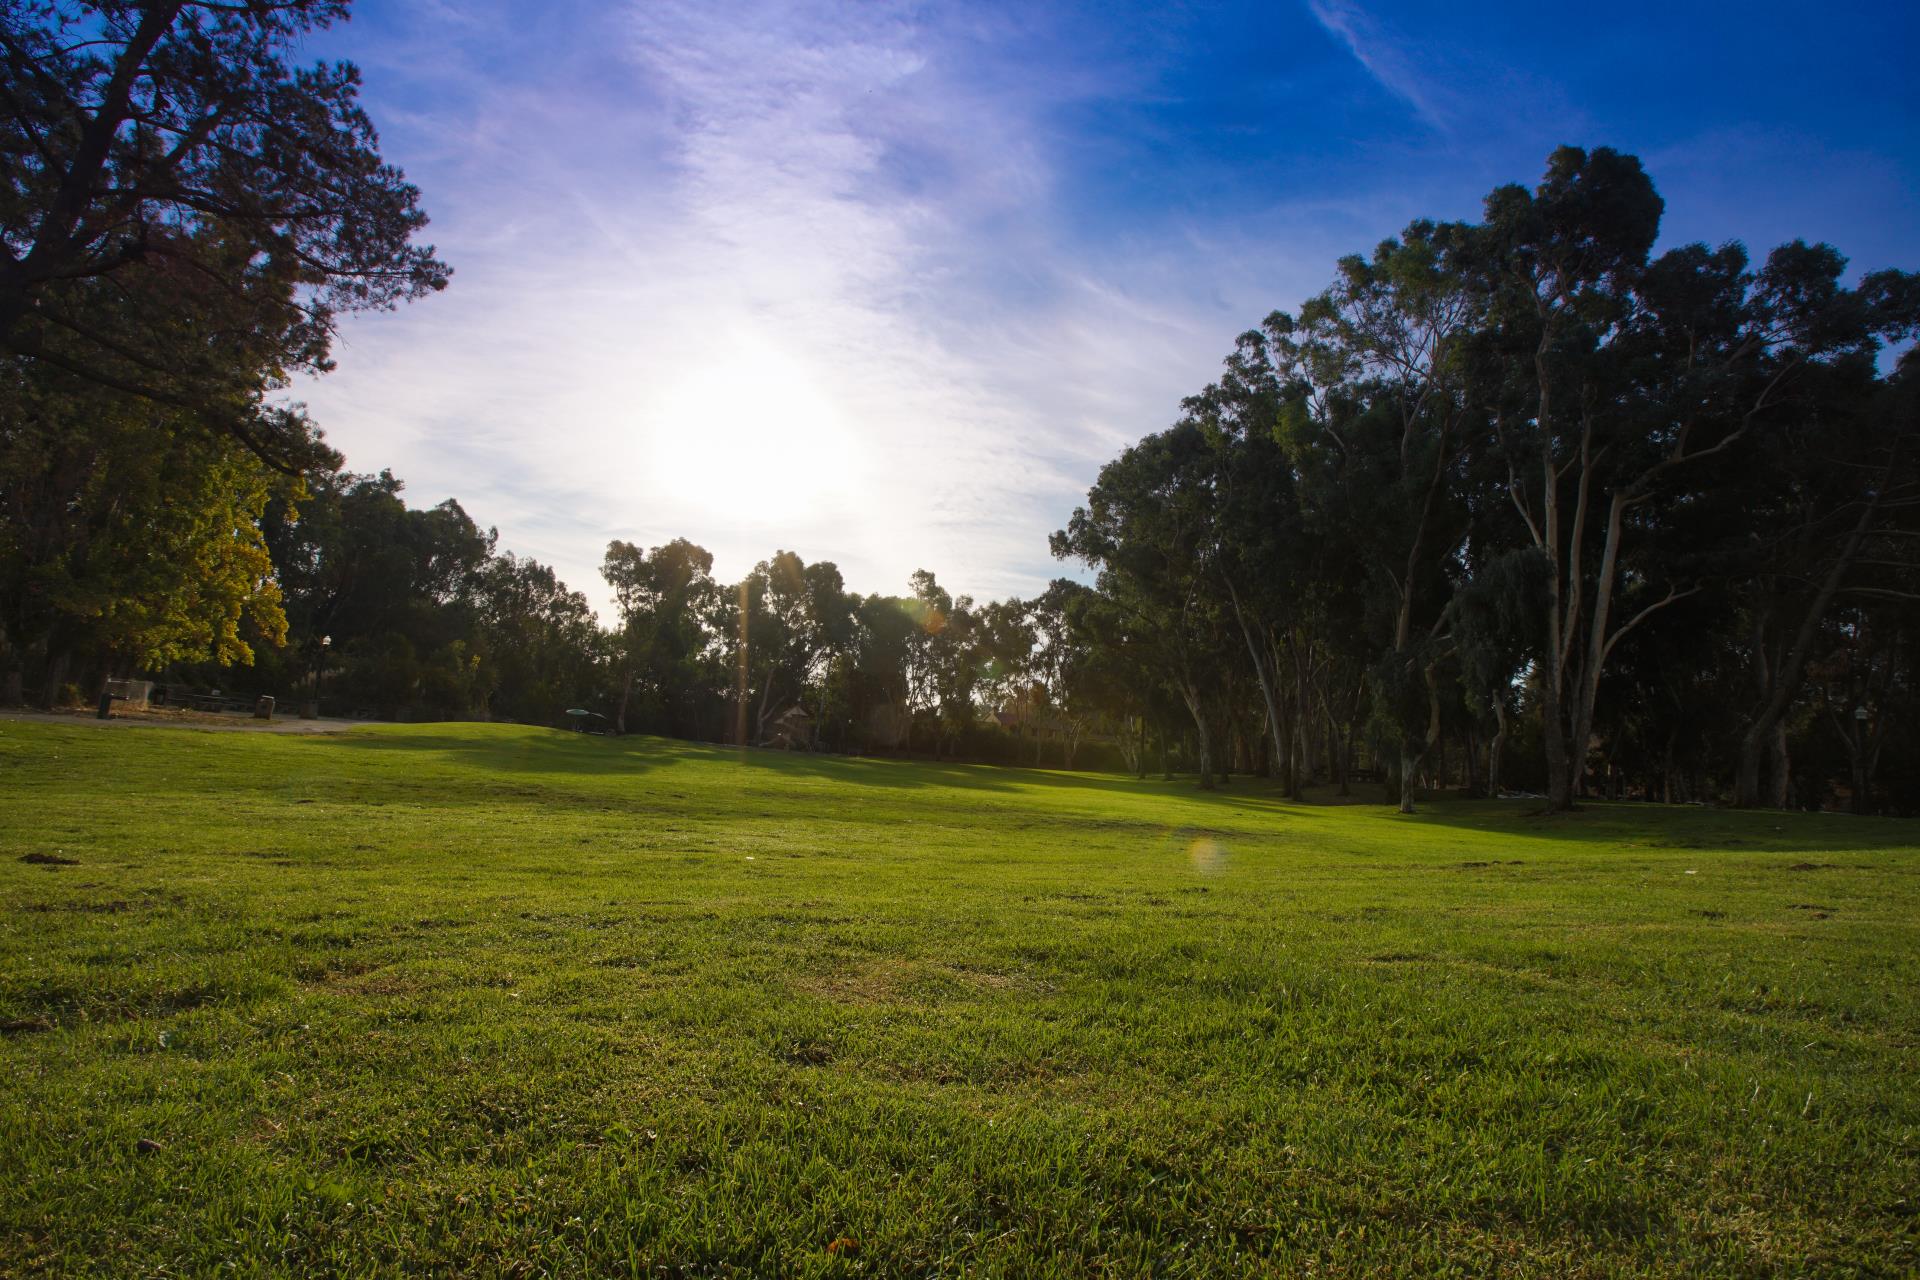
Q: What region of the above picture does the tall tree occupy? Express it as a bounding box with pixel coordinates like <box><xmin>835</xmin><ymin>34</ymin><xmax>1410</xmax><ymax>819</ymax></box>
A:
<box><xmin>472</xmin><ymin>552</ymin><xmax>603</xmax><ymax>726</ymax></box>
<box><xmin>1474</xmin><ymin>147</ymin><xmax>1717</xmax><ymax>810</ymax></box>
<box><xmin>1054</xmin><ymin>424</ymin><xmax>1233</xmax><ymax>787</ymax></box>
<box><xmin>1</xmin><ymin>1</ymin><xmax>447</xmax><ymax>453</ymax></box>
<box><xmin>1272</xmin><ymin>220</ymin><xmax>1477</xmax><ymax>810</ymax></box>
<box><xmin>1717</xmin><ymin>267</ymin><xmax>1919</xmax><ymax>805</ymax></box>
<box><xmin>601</xmin><ymin>538</ymin><xmax>718</xmax><ymax>737</ymax></box>
<box><xmin>906</xmin><ymin>569</ymin><xmax>980</xmax><ymax>758</ymax></box>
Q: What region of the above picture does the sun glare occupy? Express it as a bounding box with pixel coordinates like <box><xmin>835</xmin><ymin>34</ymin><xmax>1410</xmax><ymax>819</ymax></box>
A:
<box><xmin>647</xmin><ymin>334</ymin><xmax>864</xmax><ymax>526</ymax></box>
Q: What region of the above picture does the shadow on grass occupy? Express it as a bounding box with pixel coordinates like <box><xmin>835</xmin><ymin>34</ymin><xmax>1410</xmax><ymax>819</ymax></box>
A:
<box><xmin>1402</xmin><ymin>796</ymin><xmax>1919</xmax><ymax>856</ymax></box>
<box><xmin>317</xmin><ymin>727</ymin><xmax>1918</xmax><ymax>854</ymax></box>
<box><xmin>707</xmin><ymin>744</ymin><xmax>1375</xmax><ymax>828</ymax></box>
<box><xmin>324</xmin><ymin>728</ymin><xmax>684</xmax><ymax>777</ymax></box>
<box><xmin>324</xmin><ymin>725</ymin><xmax>1317</xmax><ymax>818</ymax></box>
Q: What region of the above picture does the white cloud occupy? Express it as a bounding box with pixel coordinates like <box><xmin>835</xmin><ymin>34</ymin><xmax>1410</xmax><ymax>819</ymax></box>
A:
<box><xmin>294</xmin><ymin>0</ymin><xmax>1259</xmax><ymax>619</ymax></box>
<box><xmin>1305</xmin><ymin>0</ymin><xmax>1447</xmax><ymax>132</ymax></box>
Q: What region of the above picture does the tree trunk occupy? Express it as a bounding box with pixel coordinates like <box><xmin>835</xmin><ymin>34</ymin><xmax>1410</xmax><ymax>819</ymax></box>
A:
<box><xmin>1767</xmin><ymin>722</ymin><xmax>1791</xmax><ymax>810</ymax></box>
<box><xmin>1564</xmin><ymin>491</ymin><xmax>1632</xmax><ymax>806</ymax></box>
<box><xmin>1846</xmin><ymin>724</ymin><xmax>1869</xmax><ymax>814</ymax></box>
<box><xmin>1541</xmin><ymin>687</ymin><xmax>1575</xmax><ymax>810</ymax></box>
<box><xmin>1396</xmin><ymin>659</ymin><xmax>1446</xmax><ymax>814</ymax></box>
<box><xmin>1290</xmin><ymin>649</ymin><xmax>1311</xmax><ymax>800</ymax></box>
<box><xmin>1178</xmin><ymin>686</ymin><xmax>1214</xmax><ymax>790</ymax></box>
<box><xmin>1735</xmin><ymin>448</ymin><xmax>1894</xmax><ymax>806</ymax></box>
<box><xmin>1226</xmin><ymin>582</ymin><xmax>1288</xmax><ymax>786</ymax></box>
<box><xmin>753</xmin><ymin>679</ymin><xmax>781</xmax><ymax>747</ymax></box>
<box><xmin>614</xmin><ymin>670</ymin><xmax>634</xmax><ymax>735</ymax></box>
<box><xmin>40</xmin><ymin>648</ymin><xmax>70</xmax><ymax>708</ymax></box>
<box><xmin>1489</xmin><ymin>703</ymin><xmax>1508</xmax><ymax>799</ymax></box>
<box><xmin>1732</xmin><ymin>738</ymin><xmax>1763</xmax><ymax>810</ymax></box>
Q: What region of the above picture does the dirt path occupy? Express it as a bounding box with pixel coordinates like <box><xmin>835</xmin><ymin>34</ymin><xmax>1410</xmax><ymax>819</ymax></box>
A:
<box><xmin>0</xmin><ymin>709</ymin><xmax>380</xmax><ymax>734</ymax></box>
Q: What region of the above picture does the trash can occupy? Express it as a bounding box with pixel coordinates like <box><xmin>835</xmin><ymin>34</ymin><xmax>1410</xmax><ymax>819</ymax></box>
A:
<box><xmin>254</xmin><ymin>695</ymin><xmax>275</xmax><ymax>720</ymax></box>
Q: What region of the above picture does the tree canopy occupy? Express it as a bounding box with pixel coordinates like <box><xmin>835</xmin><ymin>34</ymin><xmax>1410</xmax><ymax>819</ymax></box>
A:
<box><xmin>1</xmin><ymin>0</ymin><xmax>447</xmax><ymax>463</ymax></box>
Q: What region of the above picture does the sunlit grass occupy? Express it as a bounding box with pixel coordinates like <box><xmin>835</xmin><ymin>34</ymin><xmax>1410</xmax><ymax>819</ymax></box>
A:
<box><xmin>2</xmin><ymin>721</ymin><xmax>1915</xmax><ymax>1276</ymax></box>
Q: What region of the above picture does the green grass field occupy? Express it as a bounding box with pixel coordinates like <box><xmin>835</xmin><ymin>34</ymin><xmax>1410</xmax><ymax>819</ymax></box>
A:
<box><xmin>2</xmin><ymin>721</ymin><xmax>1916</xmax><ymax>1277</ymax></box>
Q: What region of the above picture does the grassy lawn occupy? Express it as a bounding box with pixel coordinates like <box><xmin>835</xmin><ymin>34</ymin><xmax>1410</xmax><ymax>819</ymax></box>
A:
<box><xmin>1</xmin><ymin>720</ymin><xmax>1916</xmax><ymax>1277</ymax></box>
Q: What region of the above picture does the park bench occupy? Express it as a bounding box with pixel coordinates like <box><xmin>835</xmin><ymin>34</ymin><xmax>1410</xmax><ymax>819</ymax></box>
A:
<box><xmin>169</xmin><ymin>690</ymin><xmax>269</xmax><ymax>716</ymax></box>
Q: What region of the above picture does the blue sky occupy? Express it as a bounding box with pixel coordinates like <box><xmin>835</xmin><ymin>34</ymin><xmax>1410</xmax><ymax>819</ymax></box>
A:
<box><xmin>293</xmin><ymin>0</ymin><xmax>1919</xmax><ymax>617</ymax></box>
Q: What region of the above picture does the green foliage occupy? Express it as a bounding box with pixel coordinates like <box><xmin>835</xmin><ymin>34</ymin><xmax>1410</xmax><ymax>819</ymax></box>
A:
<box><xmin>0</xmin><ymin>363</ymin><xmax>296</xmax><ymax>675</ymax></box>
<box><xmin>261</xmin><ymin>469</ymin><xmax>500</xmax><ymax>720</ymax></box>
<box><xmin>472</xmin><ymin>553</ymin><xmax>603</xmax><ymax>725</ymax></box>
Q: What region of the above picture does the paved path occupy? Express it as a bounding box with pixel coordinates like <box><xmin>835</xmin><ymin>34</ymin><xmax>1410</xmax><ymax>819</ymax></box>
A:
<box><xmin>1</xmin><ymin>709</ymin><xmax>380</xmax><ymax>734</ymax></box>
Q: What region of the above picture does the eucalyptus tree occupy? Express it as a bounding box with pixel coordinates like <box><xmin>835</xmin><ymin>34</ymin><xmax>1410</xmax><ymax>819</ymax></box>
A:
<box><xmin>726</xmin><ymin>551</ymin><xmax>803</xmax><ymax>745</ymax></box>
<box><xmin>1445</xmin><ymin>548</ymin><xmax>1548</xmax><ymax>797</ymax></box>
<box><xmin>849</xmin><ymin>593</ymin><xmax>921</xmax><ymax>751</ymax></box>
<box><xmin>906</xmin><ymin>569</ymin><xmax>981</xmax><ymax>758</ymax></box>
<box><xmin>1813</xmin><ymin>602</ymin><xmax>1912</xmax><ymax>814</ymax></box>
<box><xmin>1474</xmin><ymin>149</ymin><xmax>1807</xmax><ymax>808</ymax></box>
<box><xmin>796</xmin><ymin>558</ymin><xmax>858</xmax><ymax>747</ymax></box>
<box><xmin>1024</xmin><ymin>579</ymin><xmax>1135</xmax><ymax>769</ymax></box>
<box><xmin>1713</xmin><ymin>270</ymin><xmax>1920</xmax><ymax>805</ymax></box>
<box><xmin>1271</xmin><ymin>219</ymin><xmax>1478</xmax><ymax>810</ymax></box>
<box><xmin>975</xmin><ymin>595</ymin><xmax>1037</xmax><ymax>745</ymax></box>
<box><xmin>1037</xmin><ymin>576</ymin><xmax>1165</xmax><ymax>775</ymax></box>
<box><xmin>278</xmin><ymin>477</ymin><xmax>493</xmax><ymax>717</ymax></box>
<box><xmin>1468</xmin><ymin>147</ymin><xmax>1662</xmax><ymax>809</ymax></box>
<box><xmin>601</xmin><ymin>538</ymin><xmax>718</xmax><ymax>736</ymax></box>
<box><xmin>1461</xmin><ymin>148</ymin><xmax>1911</xmax><ymax>809</ymax></box>
<box><xmin>1053</xmin><ymin>423</ymin><xmax>1234</xmax><ymax>787</ymax></box>
<box><xmin>1182</xmin><ymin>325</ymin><xmax>1302</xmax><ymax>784</ymax></box>
<box><xmin>472</xmin><ymin>553</ymin><xmax>603</xmax><ymax>726</ymax></box>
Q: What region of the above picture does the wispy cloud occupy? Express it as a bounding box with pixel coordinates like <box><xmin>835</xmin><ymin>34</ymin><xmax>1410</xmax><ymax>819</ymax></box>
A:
<box><xmin>1305</xmin><ymin>0</ymin><xmax>1446</xmax><ymax>131</ymax></box>
<box><xmin>296</xmin><ymin>0</ymin><xmax>1260</xmax><ymax>616</ymax></box>
<box><xmin>298</xmin><ymin>0</ymin><xmax>1919</xmax><ymax>625</ymax></box>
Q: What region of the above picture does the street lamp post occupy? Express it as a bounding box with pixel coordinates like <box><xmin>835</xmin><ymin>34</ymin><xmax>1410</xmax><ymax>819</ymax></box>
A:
<box><xmin>1850</xmin><ymin>705</ymin><xmax>1871</xmax><ymax>815</ymax></box>
<box><xmin>303</xmin><ymin>635</ymin><xmax>332</xmax><ymax>719</ymax></box>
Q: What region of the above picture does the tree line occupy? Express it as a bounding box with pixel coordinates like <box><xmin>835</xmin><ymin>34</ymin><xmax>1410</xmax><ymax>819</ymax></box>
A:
<box><xmin>1054</xmin><ymin>146</ymin><xmax>1919</xmax><ymax>813</ymax></box>
<box><xmin>3</xmin><ymin>433</ymin><xmax>1137</xmax><ymax>769</ymax></box>
<box><xmin>2</xmin><ymin>7</ymin><xmax>1915</xmax><ymax>811</ymax></box>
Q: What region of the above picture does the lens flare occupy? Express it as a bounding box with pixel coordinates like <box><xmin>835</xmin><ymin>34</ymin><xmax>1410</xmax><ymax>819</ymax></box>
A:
<box><xmin>1187</xmin><ymin>836</ymin><xmax>1227</xmax><ymax>876</ymax></box>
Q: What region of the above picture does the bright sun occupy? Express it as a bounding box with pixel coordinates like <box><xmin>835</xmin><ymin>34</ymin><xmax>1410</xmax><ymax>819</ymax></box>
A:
<box><xmin>647</xmin><ymin>333</ymin><xmax>863</xmax><ymax>526</ymax></box>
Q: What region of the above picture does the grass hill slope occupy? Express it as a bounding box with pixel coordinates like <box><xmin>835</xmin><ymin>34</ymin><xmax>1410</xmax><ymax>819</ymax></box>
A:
<box><xmin>2</xmin><ymin>721</ymin><xmax>1915</xmax><ymax>1276</ymax></box>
